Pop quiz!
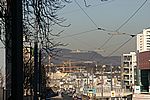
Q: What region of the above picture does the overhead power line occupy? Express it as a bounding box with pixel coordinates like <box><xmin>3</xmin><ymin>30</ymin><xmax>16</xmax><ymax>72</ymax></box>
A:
<box><xmin>58</xmin><ymin>0</ymin><xmax>148</xmax><ymax>59</ymax></box>
<box><xmin>74</xmin><ymin>0</ymin><xmax>116</xmax><ymax>33</ymax></box>
<box><xmin>91</xmin><ymin>26</ymin><xmax>150</xmax><ymax>59</ymax></box>
<box><xmin>57</xmin><ymin>28</ymin><xmax>98</xmax><ymax>39</ymax></box>
<box><xmin>74</xmin><ymin>0</ymin><xmax>99</xmax><ymax>28</ymax></box>
<box><xmin>59</xmin><ymin>0</ymin><xmax>117</xmax><ymax>15</ymax></box>
<box><xmin>115</xmin><ymin>0</ymin><xmax>148</xmax><ymax>32</ymax></box>
<box><xmin>98</xmin><ymin>35</ymin><xmax>113</xmax><ymax>49</ymax></box>
<box><xmin>107</xmin><ymin>35</ymin><xmax>135</xmax><ymax>57</ymax></box>
<box><xmin>107</xmin><ymin>26</ymin><xmax>150</xmax><ymax>57</ymax></box>
<box><xmin>98</xmin><ymin>0</ymin><xmax>148</xmax><ymax>50</ymax></box>
<box><xmin>57</xmin><ymin>27</ymin><xmax>114</xmax><ymax>40</ymax></box>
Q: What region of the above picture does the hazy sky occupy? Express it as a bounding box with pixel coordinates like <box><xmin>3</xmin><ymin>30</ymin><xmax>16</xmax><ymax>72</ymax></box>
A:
<box><xmin>0</xmin><ymin>0</ymin><xmax>150</xmax><ymax>72</ymax></box>
<box><xmin>54</xmin><ymin>0</ymin><xmax>150</xmax><ymax>56</ymax></box>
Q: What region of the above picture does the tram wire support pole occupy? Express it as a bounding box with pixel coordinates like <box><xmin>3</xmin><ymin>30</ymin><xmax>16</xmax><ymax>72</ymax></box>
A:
<box><xmin>10</xmin><ymin>0</ymin><xmax>23</xmax><ymax>99</ymax></box>
<box><xmin>34</xmin><ymin>41</ymin><xmax>38</xmax><ymax>100</ymax></box>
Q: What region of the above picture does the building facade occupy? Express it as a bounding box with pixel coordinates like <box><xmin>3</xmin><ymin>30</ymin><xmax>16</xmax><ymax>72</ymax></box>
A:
<box><xmin>122</xmin><ymin>52</ymin><xmax>137</xmax><ymax>88</ymax></box>
<box><xmin>137</xmin><ymin>29</ymin><xmax>150</xmax><ymax>52</ymax></box>
<box><xmin>137</xmin><ymin>51</ymin><xmax>150</xmax><ymax>92</ymax></box>
<box><xmin>137</xmin><ymin>28</ymin><xmax>150</xmax><ymax>93</ymax></box>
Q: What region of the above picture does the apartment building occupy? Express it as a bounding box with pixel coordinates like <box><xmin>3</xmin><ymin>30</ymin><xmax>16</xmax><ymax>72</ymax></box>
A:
<box><xmin>137</xmin><ymin>29</ymin><xmax>150</xmax><ymax>52</ymax></box>
<box><xmin>122</xmin><ymin>52</ymin><xmax>137</xmax><ymax>88</ymax></box>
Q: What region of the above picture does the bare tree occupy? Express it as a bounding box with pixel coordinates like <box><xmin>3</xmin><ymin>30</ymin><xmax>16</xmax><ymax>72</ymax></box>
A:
<box><xmin>1</xmin><ymin>0</ymin><xmax>71</xmax><ymax>97</ymax></box>
<box><xmin>22</xmin><ymin>0</ymin><xmax>71</xmax><ymax>97</ymax></box>
<box><xmin>23</xmin><ymin>0</ymin><xmax>71</xmax><ymax>51</ymax></box>
<box><xmin>0</xmin><ymin>0</ymin><xmax>6</xmax><ymax>45</ymax></box>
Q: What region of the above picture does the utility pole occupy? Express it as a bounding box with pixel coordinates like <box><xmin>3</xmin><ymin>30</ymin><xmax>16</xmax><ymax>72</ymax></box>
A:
<box><xmin>34</xmin><ymin>42</ymin><xmax>39</xmax><ymax>100</ymax></box>
<box><xmin>5</xmin><ymin>0</ymin><xmax>12</xmax><ymax>99</ymax></box>
<box><xmin>111</xmin><ymin>65</ymin><xmax>113</xmax><ymax>91</ymax></box>
<box><xmin>10</xmin><ymin>0</ymin><xmax>23</xmax><ymax>99</ymax></box>
<box><xmin>110</xmin><ymin>65</ymin><xmax>114</xmax><ymax>100</ymax></box>
<box><xmin>101</xmin><ymin>67</ymin><xmax>104</xmax><ymax>97</ymax></box>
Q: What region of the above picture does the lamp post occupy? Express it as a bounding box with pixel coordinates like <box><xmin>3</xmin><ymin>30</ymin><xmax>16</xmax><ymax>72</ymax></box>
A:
<box><xmin>110</xmin><ymin>65</ymin><xmax>113</xmax><ymax>92</ymax></box>
<box><xmin>101</xmin><ymin>65</ymin><xmax>106</xmax><ymax>97</ymax></box>
<box><xmin>110</xmin><ymin>65</ymin><xmax>115</xmax><ymax>100</ymax></box>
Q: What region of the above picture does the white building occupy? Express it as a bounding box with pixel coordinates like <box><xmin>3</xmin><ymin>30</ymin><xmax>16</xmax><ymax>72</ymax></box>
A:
<box><xmin>137</xmin><ymin>28</ymin><xmax>150</xmax><ymax>52</ymax></box>
<box><xmin>122</xmin><ymin>52</ymin><xmax>137</xmax><ymax>88</ymax></box>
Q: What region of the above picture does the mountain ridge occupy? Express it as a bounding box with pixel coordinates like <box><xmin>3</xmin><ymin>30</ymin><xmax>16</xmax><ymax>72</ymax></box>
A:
<box><xmin>50</xmin><ymin>48</ymin><xmax>121</xmax><ymax>66</ymax></box>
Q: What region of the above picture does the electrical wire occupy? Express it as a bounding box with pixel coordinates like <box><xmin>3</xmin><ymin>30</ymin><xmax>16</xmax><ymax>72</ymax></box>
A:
<box><xmin>115</xmin><ymin>0</ymin><xmax>148</xmax><ymax>32</ymax></box>
<box><xmin>107</xmin><ymin>36</ymin><xmax>135</xmax><ymax>57</ymax></box>
<box><xmin>54</xmin><ymin>27</ymin><xmax>150</xmax><ymax>63</ymax></box>
<box><xmin>74</xmin><ymin>0</ymin><xmax>99</xmax><ymax>28</ymax></box>
<box><xmin>57</xmin><ymin>0</ymin><xmax>148</xmax><ymax>60</ymax></box>
<box><xmin>56</xmin><ymin>28</ymin><xmax>98</xmax><ymax>39</ymax></box>
<box><xmin>56</xmin><ymin>0</ymin><xmax>116</xmax><ymax>40</ymax></box>
<box><xmin>106</xmin><ymin>26</ymin><xmax>150</xmax><ymax>57</ymax></box>
<box><xmin>90</xmin><ymin>26</ymin><xmax>150</xmax><ymax>59</ymax></box>
<box><xmin>56</xmin><ymin>27</ymin><xmax>115</xmax><ymax>40</ymax></box>
<box><xmin>97</xmin><ymin>0</ymin><xmax>148</xmax><ymax>52</ymax></box>
<box><xmin>98</xmin><ymin>35</ymin><xmax>113</xmax><ymax>49</ymax></box>
<box><xmin>59</xmin><ymin>0</ymin><xmax>117</xmax><ymax>15</ymax></box>
<box><xmin>74</xmin><ymin>0</ymin><xmax>118</xmax><ymax>32</ymax></box>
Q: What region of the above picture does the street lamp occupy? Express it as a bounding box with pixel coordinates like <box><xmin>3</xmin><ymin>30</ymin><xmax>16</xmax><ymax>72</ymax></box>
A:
<box><xmin>101</xmin><ymin>65</ymin><xmax>106</xmax><ymax>97</ymax></box>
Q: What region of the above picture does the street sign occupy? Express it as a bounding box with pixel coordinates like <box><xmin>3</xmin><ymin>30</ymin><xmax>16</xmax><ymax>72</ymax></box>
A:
<box><xmin>87</xmin><ymin>88</ymin><xmax>96</xmax><ymax>94</ymax></box>
<box><xmin>134</xmin><ymin>86</ymin><xmax>140</xmax><ymax>93</ymax></box>
<box><xmin>111</xmin><ymin>91</ymin><xmax>115</xmax><ymax>97</ymax></box>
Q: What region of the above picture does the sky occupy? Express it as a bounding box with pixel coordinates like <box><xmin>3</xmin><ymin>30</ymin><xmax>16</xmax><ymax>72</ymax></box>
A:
<box><xmin>0</xmin><ymin>0</ymin><xmax>150</xmax><ymax>72</ymax></box>
<box><xmin>53</xmin><ymin>0</ymin><xmax>150</xmax><ymax>56</ymax></box>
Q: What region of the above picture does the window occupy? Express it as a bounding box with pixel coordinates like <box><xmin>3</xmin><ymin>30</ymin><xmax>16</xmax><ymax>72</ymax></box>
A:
<box><xmin>147</xmin><ymin>40</ymin><xmax>150</xmax><ymax>42</ymax></box>
<box><xmin>146</xmin><ymin>35</ymin><xmax>150</xmax><ymax>37</ymax></box>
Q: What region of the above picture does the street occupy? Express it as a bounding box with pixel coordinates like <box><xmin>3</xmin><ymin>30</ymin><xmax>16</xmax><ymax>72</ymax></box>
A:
<box><xmin>133</xmin><ymin>94</ymin><xmax>150</xmax><ymax>100</ymax></box>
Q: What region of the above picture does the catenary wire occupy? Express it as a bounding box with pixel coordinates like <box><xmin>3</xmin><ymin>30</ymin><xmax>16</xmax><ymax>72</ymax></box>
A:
<box><xmin>57</xmin><ymin>0</ymin><xmax>148</xmax><ymax>60</ymax></box>
<box><xmin>90</xmin><ymin>26</ymin><xmax>150</xmax><ymax>59</ymax></box>
<box><xmin>106</xmin><ymin>26</ymin><xmax>150</xmax><ymax>57</ymax></box>
<box><xmin>59</xmin><ymin>0</ymin><xmax>117</xmax><ymax>15</ymax></box>
<box><xmin>61</xmin><ymin>0</ymin><xmax>148</xmax><ymax>59</ymax></box>
<box><xmin>56</xmin><ymin>27</ymin><xmax>114</xmax><ymax>40</ymax></box>
<box><xmin>56</xmin><ymin>27</ymin><xmax>150</xmax><ymax>63</ymax></box>
<box><xmin>97</xmin><ymin>0</ymin><xmax>148</xmax><ymax>51</ymax></box>
<box><xmin>107</xmin><ymin>36</ymin><xmax>135</xmax><ymax>57</ymax></box>
<box><xmin>74</xmin><ymin>0</ymin><xmax>99</xmax><ymax>28</ymax></box>
<box><xmin>115</xmin><ymin>0</ymin><xmax>148</xmax><ymax>32</ymax></box>
<box><xmin>98</xmin><ymin>35</ymin><xmax>113</xmax><ymax>49</ymax></box>
<box><xmin>56</xmin><ymin>28</ymin><xmax>98</xmax><ymax>39</ymax></box>
<box><xmin>57</xmin><ymin>0</ymin><xmax>115</xmax><ymax>40</ymax></box>
<box><xmin>74</xmin><ymin>0</ymin><xmax>117</xmax><ymax>32</ymax></box>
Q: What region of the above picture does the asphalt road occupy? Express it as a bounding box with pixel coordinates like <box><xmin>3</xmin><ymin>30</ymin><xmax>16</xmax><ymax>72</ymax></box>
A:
<box><xmin>133</xmin><ymin>94</ymin><xmax>150</xmax><ymax>100</ymax></box>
